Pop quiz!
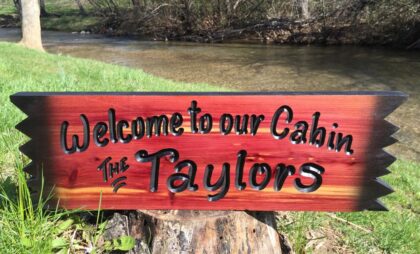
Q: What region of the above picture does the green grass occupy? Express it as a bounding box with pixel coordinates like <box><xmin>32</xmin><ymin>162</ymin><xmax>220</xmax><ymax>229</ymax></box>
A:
<box><xmin>41</xmin><ymin>15</ymin><xmax>100</xmax><ymax>32</ymax></box>
<box><xmin>0</xmin><ymin>142</ymin><xmax>80</xmax><ymax>253</ymax></box>
<box><xmin>0</xmin><ymin>4</ymin><xmax>15</xmax><ymax>16</ymax></box>
<box><xmin>279</xmin><ymin>159</ymin><xmax>420</xmax><ymax>253</ymax></box>
<box><xmin>42</xmin><ymin>1</ymin><xmax>102</xmax><ymax>32</ymax></box>
<box><xmin>0</xmin><ymin>0</ymin><xmax>140</xmax><ymax>32</ymax></box>
<box><xmin>0</xmin><ymin>0</ymin><xmax>101</xmax><ymax>32</ymax></box>
<box><xmin>338</xmin><ymin>160</ymin><xmax>420</xmax><ymax>253</ymax></box>
<box><xmin>0</xmin><ymin>162</ymin><xmax>135</xmax><ymax>253</ymax></box>
<box><xmin>0</xmin><ymin>169</ymin><xmax>63</xmax><ymax>253</ymax></box>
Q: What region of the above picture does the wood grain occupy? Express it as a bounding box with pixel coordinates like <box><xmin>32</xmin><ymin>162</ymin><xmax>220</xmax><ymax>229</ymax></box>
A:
<box><xmin>10</xmin><ymin>92</ymin><xmax>406</xmax><ymax>211</ymax></box>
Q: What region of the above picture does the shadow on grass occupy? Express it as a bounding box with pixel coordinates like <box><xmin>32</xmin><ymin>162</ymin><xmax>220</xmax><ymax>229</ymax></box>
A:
<box><xmin>0</xmin><ymin>176</ymin><xmax>17</xmax><ymax>208</ymax></box>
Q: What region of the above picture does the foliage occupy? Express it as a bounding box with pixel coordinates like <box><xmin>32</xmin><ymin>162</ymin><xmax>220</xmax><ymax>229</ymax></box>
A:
<box><xmin>1</xmin><ymin>0</ymin><xmax>419</xmax><ymax>45</ymax></box>
<box><xmin>42</xmin><ymin>0</ymin><xmax>419</xmax><ymax>31</ymax></box>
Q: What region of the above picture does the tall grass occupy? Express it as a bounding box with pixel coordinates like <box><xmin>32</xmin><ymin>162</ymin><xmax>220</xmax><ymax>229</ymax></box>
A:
<box><xmin>0</xmin><ymin>166</ymin><xmax>74</xmax><ymax>253</ymax></box>
<box><xmin>0</xmin><ymin>168</ymin><xmax>135</xmax><ymax>253</ymax></box>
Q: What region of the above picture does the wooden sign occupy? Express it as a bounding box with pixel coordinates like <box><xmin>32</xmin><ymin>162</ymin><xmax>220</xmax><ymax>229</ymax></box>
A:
<box><xmin>11</xmin><ymin>92</ymin><xmax>406</xmax><ymax>211</ymax></box>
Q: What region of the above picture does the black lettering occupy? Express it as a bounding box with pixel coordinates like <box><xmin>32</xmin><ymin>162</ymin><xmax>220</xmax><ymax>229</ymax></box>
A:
<box><xmin>170</xmin><ymin>113</ymin><xmax>184</xmax><ymax>136</ymax></box>
<box><xmin>120</xmin><ymin>157</ymin><xmax>129</xmax><ymax>173</ymax></box>
<box><xmin>203</xmin><ymin>163</ymin><xmax>230</xmax><ymax>201</ymax></box>
<box><xmin>97</xmin><ymin>157</ymin><xmax>130</xmax><ymax>183</ymax></box>
<box><xmin>111</xmin><ymin>176</ymin><xmax>127</xmax><ymax>193</ymax></box>
<box><xmin>220</xmin><ymin>114</ymin><xmax>233</xmax><ymax>135</ymax></box>
<box><xmin>199</xmin><ymin>113</ymin><xmax>213</xmax><ymax>134</ymax></box>
<box><xmin>249</xmin><ymin>163</ymin><xmax>271</xmax><ymax>190</ymax></box>
<box><xmin>146</xmin><ymin>115</ymin><xmax>169</xmax><ymax>137</ymax></box>
<box><xmin>132</xmin><ymin>117</ymin><xmax>145</xmax><ymax>140</ymax></box>
<box><xmin>93</xmin><ymin>122</ymin><xmax>109</xmax><ymax>147</ymax></box>
<box><xmin>187</xmin><ymin>101</ymin><xmax>201</xmax><ymax>133</ymax></box>
<box><xmin>117</xmin><ymin>120</ymin><xmax>132</xmax><ymax>143</ymax></box>
<box><xmin>109</xmin><ymin>161</ymin><xmax>119</xmax><ymax>178</ymax></box>
<box><xmin>60</xmin><ymin>114</ymin><xmax>90</xmax><ymax>154</ymax></box>
<box><xmin>271</xmin><ymin>105</ymin><xmax>293</xmax><ymax>140</ymax></box>
<box><xmin>108</xmin><ymin>108</ymin><xmax>117</xmax><ymax>143</ymax></box>
<box><xmin>250</xmin><ymin>114</ymin><xmax>265</xmax><ymax>136</ymax></box>
<box><xmin>273</xmin><ymin>164</ymin><xmax>295</xmax><ymax>191</ymax></box>
<box><xmin>294</xmin><ymin>163</ymin><xmax>325</xmax><ymax>192</ymax></box>
<box><xmin>235</xmin><ymin>150</ymin><xmax>247</xmax><ymax>190</ymax></box>
<box><xmin>290</xmin><ymin>121</ymin><xmax>308</xmax><ymax>144</ymax></box>
<box><xmin>327</xmin><ymin>123</ymin><xmax>338</xmax><ymax>150</ymax></box>
<box><xmin>97</xmin><ymin>157</ymin><xmax>112</xmax><ymax>182</ymax></box>
<box><xmin>336</xmin><ymin>133</ymin><xmax>354</xmax><ymax>155</ymax></box>
<box><xmin>167</xmin><ymin>174</ymin><xmax>189</xmax><ymax>193</ymax></box>
<box><xmin>234</xmin><ymin>115</ymin><xmax>249</xmax><ymax>135</ymax></box>
<box><xmin>309</xmin><ymin>112</ymin><xmax>326</xmax><ymax>147</ymax></box>
<box><xmin>167</xmin><ymin>160</ymin><xmax>198</xmax><ymax>193</ymax></box>
<box><xmin>135</xmin><ymin>148</ymin><xmax>179</xmax><ymax>192</ymax></box>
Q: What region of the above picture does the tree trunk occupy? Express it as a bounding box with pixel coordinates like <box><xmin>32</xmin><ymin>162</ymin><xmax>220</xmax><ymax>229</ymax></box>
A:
<box><xmin>180</xmin><ymin>0</ymin><xmax>193</xmax><ymax>34</ymax></box>
<box><xmin>296</xmin><ymin>0</ymin><xmax>309</xmax><ymax>20</ymax></box>
<box><xmin>39</xmin><ymin>0</ymin><xmax>48</xmax><ymax>17</ymax></box>
<box><xmin>132</xmin><ymin>0</ymin><xmax>140</xmax><ymax>7</ymax></box>
<box><xmin>13</xmin><ymin>0</ymin><xmax>21</xmax><ymax>14</ymax></box>
<box><xmin>103</xmin><ymin>211</ymin><xmax>290</xmax><ymax>253</ymax></box>
<box><xmin>131</xmin><ymin>0</ymin><xmax>141</xmax><ymax>18</ymax></box>
<box><xmin>20</xmin><ymin>0</ymin><xmax>44</xmax><ymax>51</ymax></box>
<box><xmin>74</xmin><ymin>0</ymin><xmax>87</xmax><ymax>15</ymax></box>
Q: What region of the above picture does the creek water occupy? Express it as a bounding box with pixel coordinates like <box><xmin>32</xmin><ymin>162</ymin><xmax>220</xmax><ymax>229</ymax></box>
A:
<box><xmin>1</xmin><ymin>28</ymin><xmax>418</xmax><ymax>161</ymax></box>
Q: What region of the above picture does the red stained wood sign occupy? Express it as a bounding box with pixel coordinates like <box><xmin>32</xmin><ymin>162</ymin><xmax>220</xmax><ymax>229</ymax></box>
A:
<box><xmin>11</xmin><ymin>92</ymin><xmax>406</xmax><ymax>211</ymax></box>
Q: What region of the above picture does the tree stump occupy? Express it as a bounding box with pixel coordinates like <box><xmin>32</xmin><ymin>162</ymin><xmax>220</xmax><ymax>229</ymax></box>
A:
<box><xmin>103</xmin><ymin>211</ymin><xmax>290</xmax><ymax>253</ymax></box>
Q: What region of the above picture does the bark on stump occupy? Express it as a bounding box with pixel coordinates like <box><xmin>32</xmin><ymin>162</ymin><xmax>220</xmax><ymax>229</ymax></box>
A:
<box><xmin>103</xmin><ymin>210</ymin><xmax>290</xmax><ymax>254</ymax></box>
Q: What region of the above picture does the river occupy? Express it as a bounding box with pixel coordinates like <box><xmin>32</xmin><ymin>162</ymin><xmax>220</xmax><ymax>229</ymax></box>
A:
<box><xmin>1</xmin><ymin>28</ymin><xmax>418</xmax><ymax>161</ymax></box>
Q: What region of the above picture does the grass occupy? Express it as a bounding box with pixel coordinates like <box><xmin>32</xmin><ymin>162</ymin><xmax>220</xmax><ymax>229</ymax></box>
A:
<box><xmin>280</xmin><ymin>160</ymin><xmax>420</xmax><ymax>253</ymax></box>
<box><xmin>0</xmin><ymin>144</ymin><xmax>79</xmax><ymax>253</ymax></box>
<box><xmin>0</xmin><ymin>163</ymin><xmax>135</xmax><ymax>253</ymax></box>
<box><xmin>338</xmin><ymin>160</ymin><xmax>419</xmax><ymax>253</ymax></box>
<box><xmin>0</xmin><ymin>167</ymin><xmax>69</xmax><ymax>253</ymax></box>
<box><xmin>0</xmin><ymin>5</ymin><xmax>15</xmax><ymax>16</ymax></box>
<box><xmin>0</xmin><ymin>42</ymin><xmax>418</xmax><ymax>253</ymax></box>
<box><xmin>41</xmin><ymin>1</ymin><xmax>101</xmax><ymax>32</ymax></box>
<box><xmin>0</xmin><ymin>0</ymin><xmax>101</xmax><ymax>32</ymax></box>
<box><xmin>41</xmin><ymin>15</ymin><xmax>100</xmax><ymax>32</ymax></box>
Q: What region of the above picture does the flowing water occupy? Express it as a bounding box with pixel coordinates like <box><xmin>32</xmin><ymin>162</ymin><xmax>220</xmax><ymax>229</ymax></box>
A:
<box><xmin>1</xmin><ymin>28</ymin><xmax>419</xmax><ymax>161</ymax></box>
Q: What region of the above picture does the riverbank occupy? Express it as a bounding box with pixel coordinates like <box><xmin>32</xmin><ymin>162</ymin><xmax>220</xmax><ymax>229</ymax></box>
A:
<box><xmin>1</xmin><ymin>1</ymin><xmax>419</xmax><ymax>48</ymax></box>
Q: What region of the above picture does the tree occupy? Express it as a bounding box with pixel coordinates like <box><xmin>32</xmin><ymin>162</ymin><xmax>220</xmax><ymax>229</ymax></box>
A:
<box><xmin>74</xmin><ymin>0</ymin><xmax>87</xmax><ymax>15</ymax></box>
<box><xmin>20</xmin><ymin>0</ymin><xmax>44</xmax><ymax>51</ymax></box>
<box><xmin>12</xmin><ymin>0</ymin><xmax>21</xmax><ymax>13</ymax></box>
<box><xmin>131</xmin><ymin>0</ymin><xmax>140</xmax><ymax>7</ymax></box>
<box><xmin>40</xmin><ymin>0</ymin><xmax>48</xmax><ymax>17</ymax></box>
<box><xmin>296</xmin><ymin>0</ymin><xmax>309</xmax><ymax>19</ymax></box>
